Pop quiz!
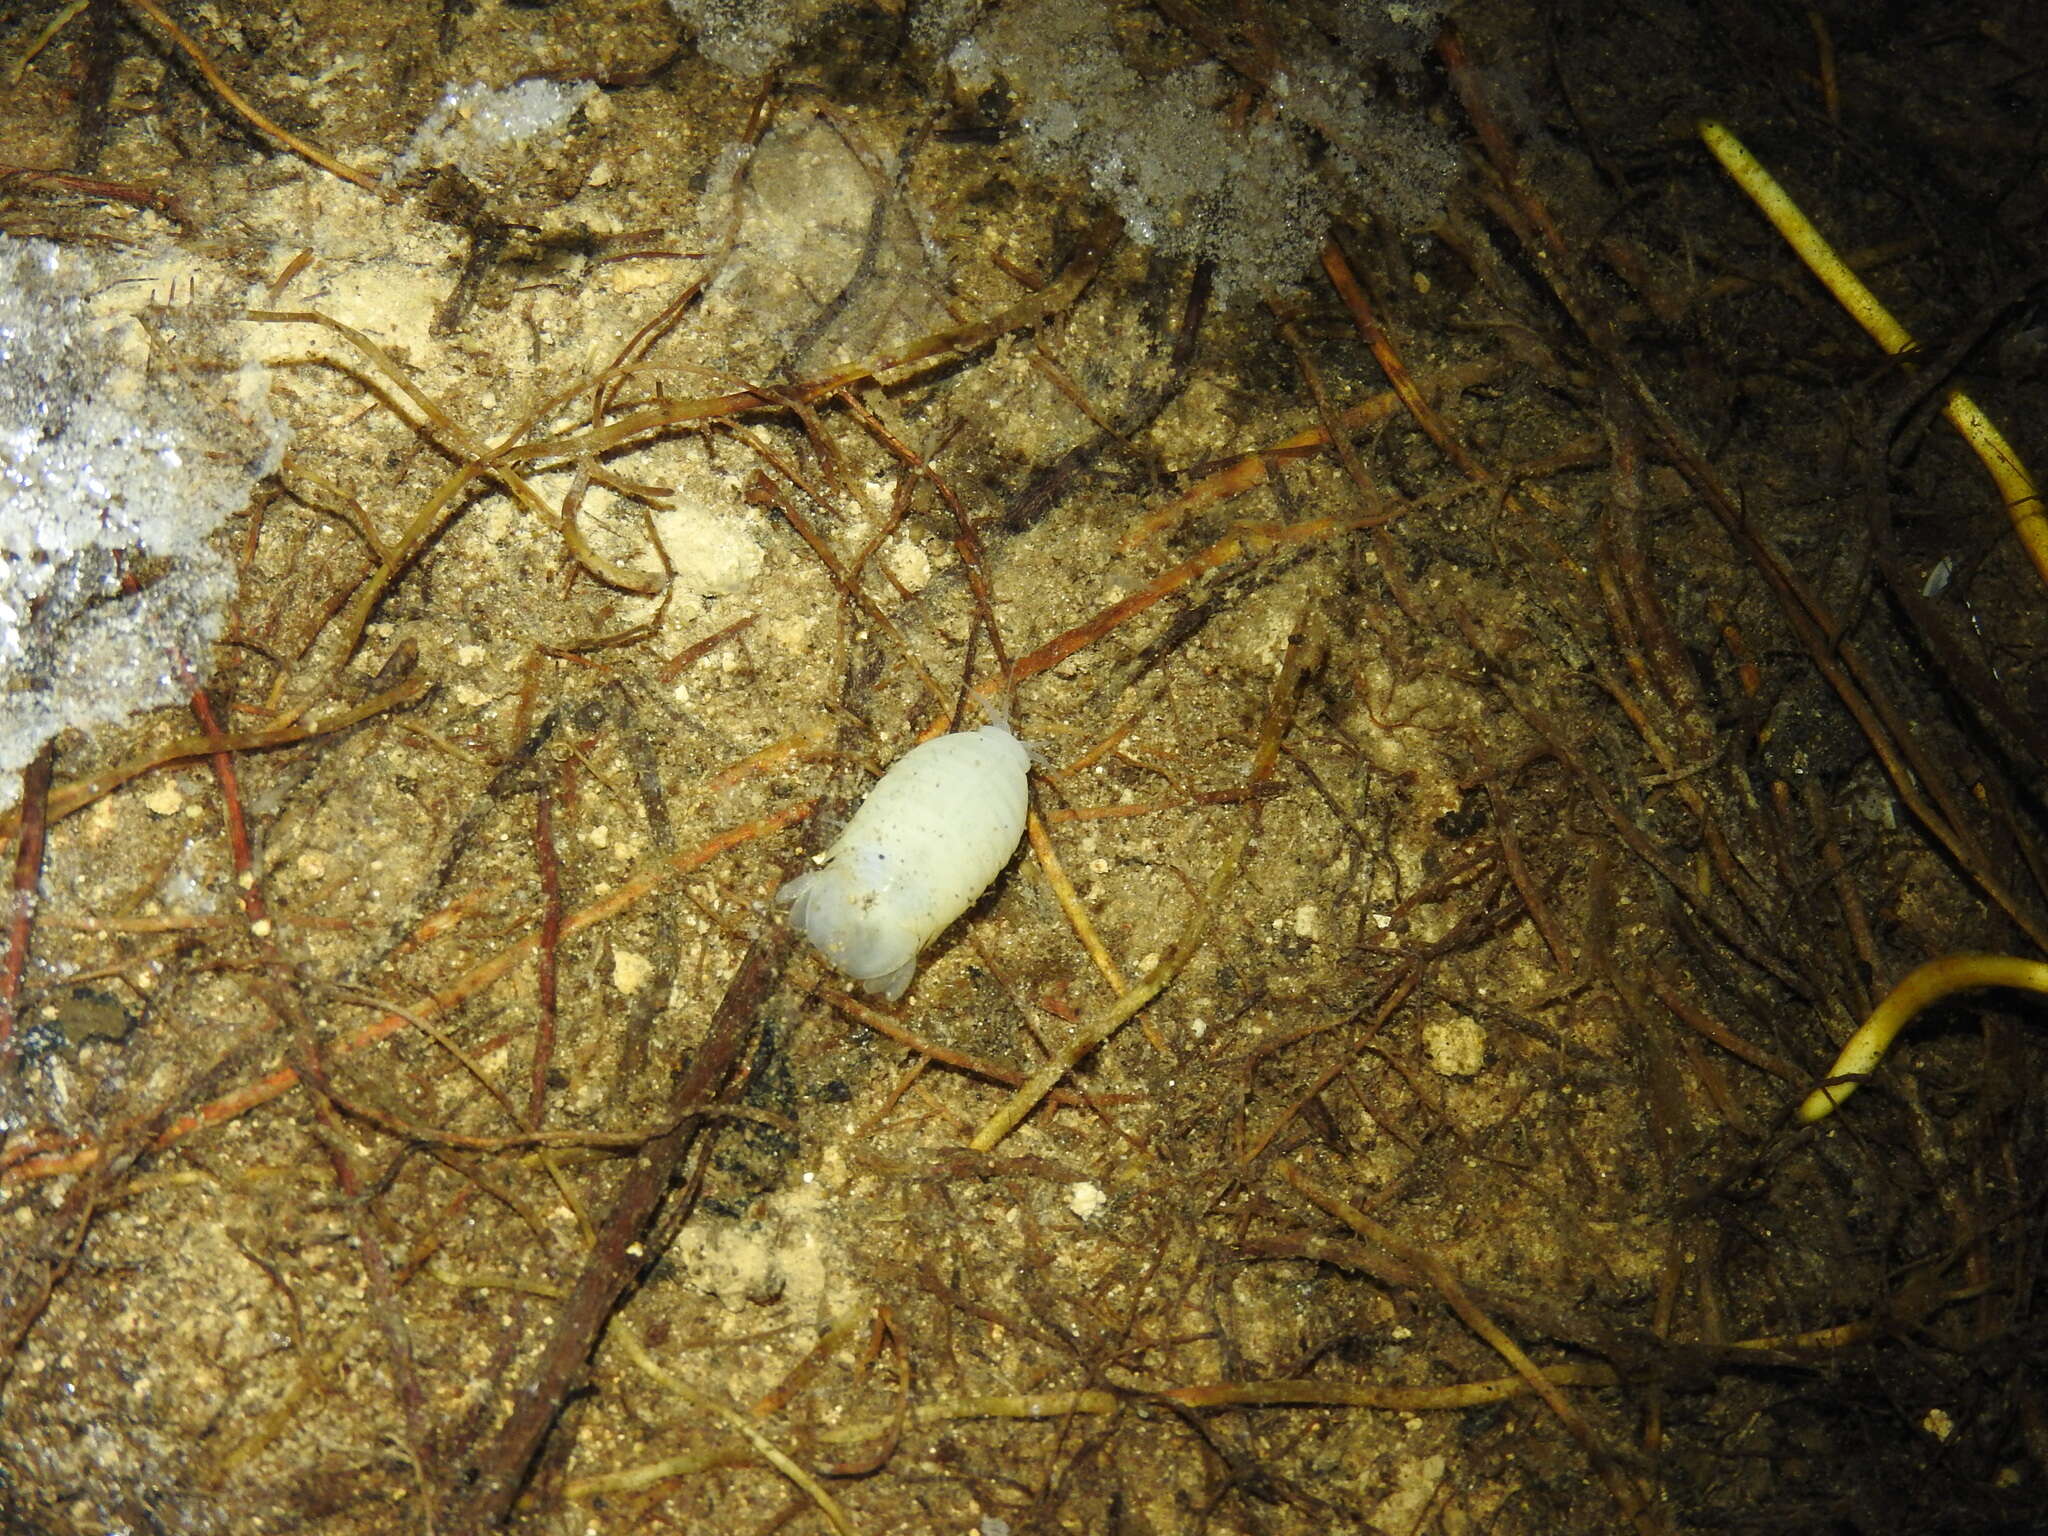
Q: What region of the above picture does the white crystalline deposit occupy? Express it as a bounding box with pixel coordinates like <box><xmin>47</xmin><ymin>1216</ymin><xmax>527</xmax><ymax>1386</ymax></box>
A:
<box><xmin>667</xmin><ymin>0</ymin><xmax>1456</xmax><ymax>300</ymax></box>
<box><xmin>0</xmin><ymin>237</ymin><xmax>284</xmax><ymax>799</ymax></box>
<box><xmin>391</xmin><ymin>78</ymin><xmax>598</xmax><ymax>183</ymax></box>
<box><xmin>669</xmin><ymin>0</ymin><xmax>837</xmax><ymax>78</ymax></box>
<box><xmin>956</xmin><ymin>0</ymin><xmax>1457</xmax><ymax>301</ymax></box>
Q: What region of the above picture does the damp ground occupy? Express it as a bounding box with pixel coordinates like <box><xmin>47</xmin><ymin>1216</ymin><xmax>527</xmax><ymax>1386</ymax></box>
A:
<box><xmin>3</xmin><ymin>2</ymin><xmax>2046</xmax><ymax>1533</ymax></box>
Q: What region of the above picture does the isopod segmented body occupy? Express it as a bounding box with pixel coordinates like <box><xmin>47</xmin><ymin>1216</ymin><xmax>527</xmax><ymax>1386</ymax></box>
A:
<box><xmin>779</xmin><ymin>724</ymin><xmax>1031</xmax><ymax>1000</ymax></box>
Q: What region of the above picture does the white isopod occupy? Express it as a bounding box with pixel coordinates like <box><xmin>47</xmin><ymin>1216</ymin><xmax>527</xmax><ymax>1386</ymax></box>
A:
<box><xmin>779</xmin><ymin>723</ymin><xmax>1031</xmax><ymax>1000</ymax></box>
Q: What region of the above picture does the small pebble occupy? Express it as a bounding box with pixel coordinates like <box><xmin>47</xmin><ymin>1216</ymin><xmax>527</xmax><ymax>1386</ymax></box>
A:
<box><xmin>612</xmin><ymin>947</ymin><xmax>652</xmax><ymax>995</ymax></box>
<box><xmin>1422</xmin><ymin>1016</ymin><xmax>1486</xmax><ymax>1078</ymax></box>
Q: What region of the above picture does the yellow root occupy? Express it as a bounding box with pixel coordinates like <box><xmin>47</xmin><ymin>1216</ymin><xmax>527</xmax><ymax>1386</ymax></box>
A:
<box><xmin>1799</xmin><ymin>954</ymin><xmax>2048</xmax><ymax>1122</ymax></box>
<box><xmin>1699</xmin><ymin>120</ymin><xmax>2048</xmax><ymax>591</ymax></box>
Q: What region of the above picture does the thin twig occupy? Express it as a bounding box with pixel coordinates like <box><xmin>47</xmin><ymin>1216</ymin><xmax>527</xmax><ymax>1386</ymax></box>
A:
<box><xmin>822</xmin><ymin>985</ymin><xmax>1142</xmax><ymax>1109</ymax></box>
<box><xmin>1282</xmin><ymin>1163</ymin><xmax>1665</xmax><ymax>1534</ymax></box>
<box><xmin>2</xmin><ymin>802</ymin><xmax>810</xmax><ymax>1186</ymax></box>
<box><xmin>120</xmin><ymin>0</ymin><xmax>380</xmax><ymax>192</ymax></box>
<box><xmin>294</xmin><ymin>1025</ymin><xmax>440</xmax><ymax>1521</ymax></box>
<box><xmin>1025</xmin><ymin>807</ymin><xmax>1132</xmax><ymax>999</ymax></box>
<box><xmin>1484</xmin><ymin>778</ymin><xmax>1572</xmax><ymax>976</ymax></box>
<box><xmin>451</xmin><ymin>929</ymin><xmax>792</xmax><ymax>1530</ymax></box>
<box><xmin>970</xmin><ymin>817</ymin><xmax>1249</xmax><ymax>1151</ymax></box>
<box><xmin>529</xmin><ymin>778</ymin><xmax>563</xmax><ymax>1127</ymax></box>
<box><xmin>188</xmin><ymin>684</ymin><xmax>271</xmax><ymax>939</ymax></box>
<box><xmin>0</xmin><ymin>674</ymin><xmax>426</xmax><ymax>840</ymax></box>
<box><xmin>612</xmin><ymin>1319</ymin><xmax>860</xmax><ymax>1536</ymax></box>
<box><xmin>0</xmin><ymin>744</ymin><xmax>56</xmax><ymax>1071</ymax></box>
